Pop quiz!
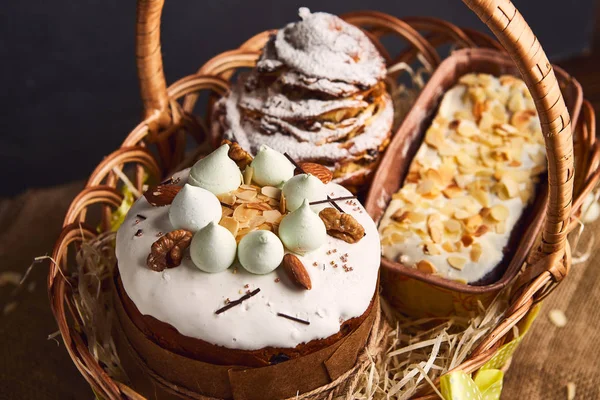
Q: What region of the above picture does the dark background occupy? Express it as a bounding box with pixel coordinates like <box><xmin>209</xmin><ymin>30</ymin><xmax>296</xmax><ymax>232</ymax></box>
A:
<box><xmin>1</xmin><ymin>0</ymin><xmax>596</xmax><ymax>196</ymax></box>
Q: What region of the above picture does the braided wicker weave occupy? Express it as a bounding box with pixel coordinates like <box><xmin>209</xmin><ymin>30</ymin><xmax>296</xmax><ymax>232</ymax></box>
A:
<box><xmin>48</xmin><ymin>0</ymin><xmax>600</xmax><ymax>398</ymax></box>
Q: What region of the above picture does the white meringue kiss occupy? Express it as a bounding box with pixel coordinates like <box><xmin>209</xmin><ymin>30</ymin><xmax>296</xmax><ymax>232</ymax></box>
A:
<box><xmin>189</xmin><ymin>144</ymin><xmax>241</xmax><ymax>195</ymax></box>
<box><xmin>190</xmin><ymin>222</ymin><xmax>237</xmax><ymax>273</ymax></box>
<box><xmin>168</xmin><ymin>184</ymin><xmax>221</xmax><ymax>232</ymax></box>
<box><xmin>281</xmin><ymin>173</ymin><xmax>327</xmax><ymax>211</ymax></box>
<box><xmin>278</xmin><ymin>199</ymin><xmax>326</xmax><ymax>254</ymax></box>
<box><xmin>237</xmin><ymin>230</ymin><xmax>284</xmax><ymax>274</ymax></box>
<box><xmin>250</xmin><ymin>145</ymin><xmax>295</xmax><ymax>187</ymax></box>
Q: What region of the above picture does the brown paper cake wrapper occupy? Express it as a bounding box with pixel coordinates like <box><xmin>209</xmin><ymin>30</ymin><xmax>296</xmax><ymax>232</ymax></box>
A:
<box><xmin>365</xmin><ymin>48</ymin><xmax>583</xmax><ymax>318</ymax></box>
<box><xmin>112</xmin><ymin>277</ymin><xmax>379</xmax><ymax>400</ymax></box>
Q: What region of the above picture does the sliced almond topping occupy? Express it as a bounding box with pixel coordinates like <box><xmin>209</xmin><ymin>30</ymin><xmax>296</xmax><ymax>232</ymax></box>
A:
<box><xmin>470</xmin><ymin>243</ymin><xmax>482</xmax><ymax>262</ymax></box>
<box><xmin>425</xmin><ymin>127</ymin><xmax>445</xmax><ymax>149</ymax></box>
<box><xmin>243</xmin><ymin>166</ymin><xmax>254</xmax><ymax>185</ymax></box>
<box><xmin>263</xmin><ymin>209</ymin><xmax>283</xmax><ymax>224</ymax></box>
<box><xmin>454</xmin><ymin>209</ymin><xmax>471</xmax><ymax>220</ymax></box>
<box><xmin>442</xmin><ymin>241</ymin><xmax>455</xmax><ymax>253</ymax></box>
<box><xmin>457</xmin><ymin>120</ymin><xmax>477</xmax><ymax>137</ymax></box>
<box><xmin>444</xmin><ymin>219</ymin><xmax>461</xmax><ymax>234</ymax></box>
<box><xmin>391</xmin><ymin>232</ymin><xmax>406</xmax><ymax>244</ymax></box>
<box><xmin>257</xmin><ymin>223</ymin><xmax>273</xmax><ymax>231</ymax></box>
<box><xmin>473</xmin><ymin>225</ymin><xmax>490</xmax><ymax>237</ymax></box>
<box><xmin>471</xmin><ymin>189</ymin><xmax>490</xmax><ymax>207</ymax></box>
<box><xmin>416</xmin><ymin>179</ymin><xmax>436</xmax><ymax>195</ymax></box>
<box><xmin>427</xmin><ymin>214</ymin><xmax>443</xmax><ymax>244</ymax></box>
<box><xmin>456</xmin><ymin>153</ymin><xmax>475</xmax><ymax>167</ymax></box>
<box><xmin>465</xmin><ymin>214</ymin><xmax>483</xmax><ymax>231</ymax></box>
<box><xmin>221</xmin><ymin>206</ymin><xmax>233</xmax><ymax>217</ymax></box>
<box><xmin>239</xmin><ymin>184</ymin><xmax>258</xmax><ymax>191</ymax></box>
<box><xmin>391</xmin><ymin>210</ymin><xmax>410</xmax><ymax>223</ymax></box>
<box><xmin>248</xmin><ymin>216</ymin><xmax>267</xmax><ymax>229</ymax></box>
<box><xmin>461</xmin><ymin>234</ymin><xmax>474</xmax><ymax>247</ymax></box>
<box><xmin>416</xmin><ymin>259</ymin><xmax>437</xmax><ymax>274</ymax></box>
<box><xmin>236</xmin><ymin>189</ymin><xmax>258</xmax><ymax>201</ymax></box>
<box><xmin>261</xmin><ymin>186</ymin><xmax>281</xmax><ymax>199</ymax></box>
<box><xmin>217</xmin><ymin>193</ymin><xmax>237</xmax><ymax>206</ymax></box>
<box><xmin>246</xmin><ymin>202</ymin><xmax>272</xmax><ymax>211</ymax></box>
<box><xmin>233</xmin><ymin>204</ymin><xmax>260</xmax><ymax>223</ymax></box>
<box><xmin>490</xmin><ymin>205</ymin><xmax>509</xmax><ymax>221</ymax></box>
<box><xmin>442</xmin><ymin>184</ymin><xmax>462</xmax><ymax>199</ymax></box>
<box><xmin>279</xmin><ymin>192</ymin><xmax>287</xmax><ymax>214</ymax></box>
<box><xmin>219</xmin><ymin>216</ymin><xmax>239</xmax><ymax>237</ymax></box>
<box><xmin>511</xmin><ymin>109</ymin><xmax>536</xmax><ymax>130</ymax></box>
<box><xmin>447</xmin><ymin>256</ymin><xmax>467</xmax><ymax>270</ymax></box>
<box><xmin>423</xmin><ymin>243</ymin><xmax>441</xmax><ymax>255</ymax></box>
<box><xmin>425</xmin><ymin>169</ymin><xmax>444</xmax><ymax>186</ymax></box>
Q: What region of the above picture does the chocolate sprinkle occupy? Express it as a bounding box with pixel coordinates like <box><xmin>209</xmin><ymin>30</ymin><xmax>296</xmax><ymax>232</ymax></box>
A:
<box><xmin>161</xmin><ymin>177</ymin><xmax>174</xmax><ymax>185</ymax></box>
<box><xmin>283</xmin><ymin>152</ymin><xmax>304</xmax><ymax>173</ymax></box>
<box><xmin>136</xmin><ymin>214</ymin><xmax>147</xmax><ymax>220</ymax></box>
<box><xmin>215</xmin><ymin>288</ymin><xmax>261</xmax><ymax>314</ymax></box>
<box><xmin>134</xmin><ymin>229</ymin><xmax>143</xmax><ymax>237</ymax></box>
<box><xmin>310</xmin><ymin>195</ymin><xmax>357</xmax><ymax>206</ymax></box>
<box><xmin>277</xmin><ymin>312</ymin><xmax>310</xmax><ymax>325</ymax></box>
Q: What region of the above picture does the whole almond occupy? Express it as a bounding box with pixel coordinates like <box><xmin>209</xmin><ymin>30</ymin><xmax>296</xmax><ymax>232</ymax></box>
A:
<box><xmin>144</xmin><ymin>184</ymin><xmax>182</xmax><ymax>207</ymax></box>
<box><xmin>296</xmin><ymin>162</ymin><xmax>333</xmax><ymax>184</ymax></box>
<box><xmin>282</xmin><ymin>254</ymin><xmax>312</xmax><ymax>290</ymax></box>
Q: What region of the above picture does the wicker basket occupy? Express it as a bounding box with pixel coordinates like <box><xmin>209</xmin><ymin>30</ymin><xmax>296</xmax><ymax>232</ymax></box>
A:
<box><xmin>48</xmin><ymin>0</ymin><xmax>600</xmax><ymax>398</ymax></box>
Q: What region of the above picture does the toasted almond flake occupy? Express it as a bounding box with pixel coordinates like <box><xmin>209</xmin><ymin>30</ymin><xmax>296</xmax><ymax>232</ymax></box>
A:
<box><xmin>454</xmin><ymin>209</ymin><xmax>471</xmax><ymax>220</ymax></box>
<box><xmin>425</xmin><ymin>127</ymin><xmax>445</xmax><ymax>149</ymax></box>
<box><xmin>490</xmin><ymin>205</ymin><xmax>509</xmax><ymax>221</ymax></box>
<box><xmin>391</xmin><ymin>232</ymin><xmax>406</xmax><ymax>244</ymax></box>
<box><xmin>495</xmin><ymin>221</ymin><xmax>506</xmax><ymax>234</ymax></box>
<box><xmin>425</xmin><ymin>169</ymin><xmax>444</xmax><ymax>186</ymax></box>
<box><xmin>457</xmin><ymin>120</ymin><xmax>477</xmax><ymax>137</ymax></box>
<box><xmin>473</xmin><ymin>225</ymin><xmax>490</xmax><ymax>237</ymax></box>
<box><xmin>442</xmin><ymin>242</ymin><xmax>455</xmax><ymax>253</ymax></box>
<box><xmin>548</xmin><ymin>309</ymin><xmax>567</xmax><ymax>328</ymax></box>
<box><xmin>217</xmin><ymin>193</ymin><xmax>236</xmax><ymax>206</ymax></box>
<box><xmin>456</xmin><ymin>153</ymin><xmax>475</xmax><ymax>167</ymax></box>
<box><xmin>416</xmin><ymin>179</ymin><xmax>435</xmax><ymax>195</ymax></box>
<box><xmin>221</xmin><ymin>206</ymin><xmax>233</xmax><ymax>217</ymax></box>
<box><xmin>423</xmin><ymin>243</ymin><xmax>441</xmax><ymax>256</ymax></box>
<box><xmin>220</xmin><ymin>216</ymin><xmax>239</xmax><ymax>236</ymax></box>
<box><xmin>236</xmin><ymin>190</ymin><xmax>258</xmax><ymax>201</ymax></box>
<box><xmin>511</xmin><ymin>109</ymin><xmax>536</xmax><ymax>130</ymax></box>
<box><xmin>444</xmin><ymin>219</ymin><xmax>461</xmax><ymax>234</ymax></box>
<box><xmin>261</xmin><ymin>186</ymin><xmax>281</xmax><ymax>199</ymax></box>
<box><xmin>461</xmin><ymin>235</ymin><xmax>474</xmax><ymax>247</ymax></box>
<box><xmin>465</xmin><ymin>214</ymin><xmax>483</xmax><ymax>231</ymax></box>
<box><xmin>442</xmin><ymin>184</ymin><xmax>462</xmax><ymax>199</ymax></box>
<box><xmin>247</xmin><ymin>202</ymin><xmax>272</xmax><ymax>211</ymax></box>
<box><xmin>416</xmin><ymin>260</ymin><xmax>437</xmax><ymax>274</ymax></box>
<box><xmin>471</xmin><ymin>189</ymin><xmax>490</xmax><ymax>207</ymax></box>
<box><xmin>249</xmin><ymin>216</ymin><xmax>267</xmax><ymax>229</ymax></box>
<box><xmin>233</xmin><ymin>204</ymin><xmax>260</xmax><ymax>222</ymax></box>
<box><xmin>243</xmin><ymin>166</ymin><xmax>254</xmax><ymax>185</ymax></box>
<box><xmin>427</xmin><ymin>214</ymin><xmax>443</xmax><ymax>244</ymax></box>
<box><xmin>391</xmin><ymin>210</ymin><xmax>410</xmax><ymax>223</ymax></box>
<box><xmin>447</xmin><ymin>256</ymin><xmax>466</xmax><ymax>270</ymax></box>
<box><xmin>471</xmin><ymin>243</ymin><xmax>482</xmax><ymax>262</ymax></box>
<box><xmin>257</xmin><ymin>223</ymin><xmax>273</xmax><ymax>231</ymax></box>
<box><xmin>236</xmin><ymin>227</ymin><xmax>258</xmax><ymax>241</ymax></box>
<box><xmin>279</xmin><ymin>192</ymin><xmax>287</xmax><ymax>214</ymax></box>
<box><xmin>239</xmin><ymin>184</ymin><xmax>258</xmax><ymax>191</ymax></box>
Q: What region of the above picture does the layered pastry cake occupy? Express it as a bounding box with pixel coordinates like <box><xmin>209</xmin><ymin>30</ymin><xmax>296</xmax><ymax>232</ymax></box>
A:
<box><xmin>115</xmin><ymin>143</ymin><xmax>380</xmax><ymax>371</ymax></box>
<box><xmin>212</xmin><ymin>8</ymin><xmax>394</xmax><ymax>191</ymax></box>
<box><xmin>378</xmin><ymin>73</ymin><xmax>546</xmax><ymax>284</ymax></box>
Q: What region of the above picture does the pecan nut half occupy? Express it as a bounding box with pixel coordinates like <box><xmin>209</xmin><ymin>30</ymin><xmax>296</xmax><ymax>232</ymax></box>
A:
<box><xmin>295</xmin><ymin>162</ymin><xmax>333</xmax><ymax>184</ymax></box>
<box><xmin>147</xmin><ymin>229</ymin><xmax>193</xmax><ymax>271</ymax></box>
<box><xmin>222</xmin><ymin>139</ymin><xmax>253</xmax><ymax>169</ymax></box>
<box><xmin>319</xmin><ymin>207</ymin><xmax>365</xmax><ymax>244</ymax></box>
<box><xmin>143</xmin><ymin>184</ymin><xmax>182</xmax><ymax>207</ymax></box>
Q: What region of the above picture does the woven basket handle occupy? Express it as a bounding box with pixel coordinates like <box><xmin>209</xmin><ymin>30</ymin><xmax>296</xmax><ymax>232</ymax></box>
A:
<box><xmin>463</xmin><ymin>0</ymin><xmax>573</xmax><ymax>258</ymax></box>
<box><xmin>136</xmin><ymin>0</ymin><xmax>170</xmax><ymax>128</ymax></box>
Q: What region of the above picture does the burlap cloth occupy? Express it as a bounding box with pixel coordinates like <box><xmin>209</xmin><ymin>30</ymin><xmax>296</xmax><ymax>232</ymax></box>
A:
<box><xmin>0</xmin><ymin>182</ymin><xmax>598</xmax><ymax>399</ymax></box>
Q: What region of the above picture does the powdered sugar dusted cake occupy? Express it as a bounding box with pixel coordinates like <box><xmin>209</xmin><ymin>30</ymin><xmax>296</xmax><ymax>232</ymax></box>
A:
<box><xmin>212</xmin><ymin>8</ymin><xmax>393</xmax><ymax>191</ymax></box>
<box><xmin>378</xmin><ymin>73</ymin><xmax>546</xmax><ymax>284</ymax></box>
<box><xmin>115</xmin><ymin>143</ymin><xmax>380</xmax><ymax>366</ymax></box>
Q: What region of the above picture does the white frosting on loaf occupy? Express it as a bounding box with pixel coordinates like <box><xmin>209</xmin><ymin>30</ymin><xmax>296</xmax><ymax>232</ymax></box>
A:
<box><xmin>379</xmin><ymin>73</ymin><xmax>546</xmax><ymax>283</ymax></box>
<box><xmin>116</xmin><ymin>169</ymin><xmax>380</xmax><ymax>350</ymax></box>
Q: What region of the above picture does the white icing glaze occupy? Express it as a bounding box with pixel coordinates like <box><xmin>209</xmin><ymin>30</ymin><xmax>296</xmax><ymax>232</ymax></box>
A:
<box><xmin>257</xmin><ymin>9</ymin><xmax>386</xmax><ymax>87</ymax></box>
<box><xmin>250</xmin><ymin>145</ymin><xmax>296</xmax><ymax>187</ymax></box>
<box><xmin>190</xmin><ymin>222</ymin><xmax>237</xmax><ymax>273</ymax></box>
<box><xmin>168</xmin><ymin>184</ymin><xmax>221</xmax><ymax>232</ymax></box>
<box><xmin>238</xmin><ymin>230</ymin><xmax>285</xmax><ymax>275</ymax></box>
<box><xmin>189</xmin><ymin>144</ymin><xmax>242</xmax><ymax>195</ymax></box>
<box><xmin>116</xmin><ymin>169</ymin><xmax>380</xmax><ymax>350</ymax></box>
<box><xmin>282</xmin><ymin>173</ymin><xmax>327</xmax><ymax>211</ymax></box>
<box><xmin>278</xmin><ymin>199</ymin><xmax>327</xmax><ymax>254</ymax></box>
<box><xmin>378</xmin><ymin>74</ymin><xmax>546</xmax><ymax>283</ymax></box>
